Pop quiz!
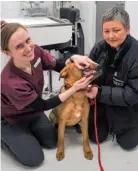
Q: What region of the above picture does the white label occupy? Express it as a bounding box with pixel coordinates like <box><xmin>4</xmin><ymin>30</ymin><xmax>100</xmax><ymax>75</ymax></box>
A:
<box><xmin>113</xmin><ymin>77</ymin><xmax>124</xmax><ymax>86</ymax></box>
<box><xmin>34</xmin><ymin>57</ymin><xmax>41</xmax><ymax>68</ymax></box>
<box><xmin>114</xmin><ymin>72</ymin><xmax>117</xmax><ymax>77</ymax></box>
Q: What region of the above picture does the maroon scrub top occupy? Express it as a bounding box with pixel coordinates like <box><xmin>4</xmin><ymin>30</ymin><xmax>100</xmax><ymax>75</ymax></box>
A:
<box><xmin>1</xmin><ymin>44</ymin><xmax>56</xmax><ymax>124</ymax></box>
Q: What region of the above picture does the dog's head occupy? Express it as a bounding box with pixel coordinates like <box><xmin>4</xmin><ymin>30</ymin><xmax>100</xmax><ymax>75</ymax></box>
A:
<box><xmin>60</xmin><ymin>61</ymin><xmax>102</xmax><ymax>88</ymax></box>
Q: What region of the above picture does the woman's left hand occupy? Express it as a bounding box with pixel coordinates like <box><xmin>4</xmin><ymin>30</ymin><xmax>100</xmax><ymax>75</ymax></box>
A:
<box><xmin>66</xmin><ymin>55</ymin><xmax>96</xmax><ymax>70</ymax></box>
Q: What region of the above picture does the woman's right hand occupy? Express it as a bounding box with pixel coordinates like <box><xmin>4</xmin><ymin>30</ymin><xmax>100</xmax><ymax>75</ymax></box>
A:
<box><xmin>72</xmin><ymin>76</ymin><xmax>93</xmax><ymax>91</ymax></box>
<box><xmin>59</xmin><ymin>75</ymin><xmax>93</xmax><ymax>102</ymax></box>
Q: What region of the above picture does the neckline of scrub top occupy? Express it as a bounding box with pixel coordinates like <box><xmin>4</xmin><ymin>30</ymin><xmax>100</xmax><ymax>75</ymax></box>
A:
<box><xmin>9</xmin><ymin>58</ymin><xmax>35</xmax><ymax>76</ymax></box>
<box><xmin>9</xmin><ymin>59</ymin><xmax>38</xmax><ymax>88</ymax></box>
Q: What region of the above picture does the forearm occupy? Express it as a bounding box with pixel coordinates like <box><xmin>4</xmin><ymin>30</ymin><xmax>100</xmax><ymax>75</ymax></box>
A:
<box><xmin>99</xmin><ymin>86</ymin><xmax>127</xmax><ymax>106</ymax></box>
<box><xmin>28</xmin><ymin>95</ymin><xmax>62</xmax><ymax>111</ymax></box>
<box><xmin>59</xmin><ymin>86</ymin><xmax>76</xmax><ymax>102</ymax></box>
<box><xmin>28</xmin><ymin>87</ymin><xmax>76</xmax><ymax>111</ymax></box>
<box><xmin>99</xmin><ymin>85</ymin><xmax>138</xmax><ymax>107</ymax></box>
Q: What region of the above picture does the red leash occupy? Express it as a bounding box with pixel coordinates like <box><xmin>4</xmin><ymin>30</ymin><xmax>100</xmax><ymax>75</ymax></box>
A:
<box><xmin>90</xmin><ymin>98</ymin><xmax>104</xmax><ymax>171</ymax></box>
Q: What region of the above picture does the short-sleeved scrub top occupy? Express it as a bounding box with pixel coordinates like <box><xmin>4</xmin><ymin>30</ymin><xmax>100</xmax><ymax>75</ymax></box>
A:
<box><xmin>1</xmin><ymin>44</ymin><xmax>56</xmax><ymax>124</ymax></box>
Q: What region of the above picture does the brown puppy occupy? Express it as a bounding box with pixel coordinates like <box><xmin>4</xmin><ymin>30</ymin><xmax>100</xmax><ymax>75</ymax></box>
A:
<box><xmin>49</xmin><ymin>62</ymin><xmax>101</xmax><ymax>161</ymax></box>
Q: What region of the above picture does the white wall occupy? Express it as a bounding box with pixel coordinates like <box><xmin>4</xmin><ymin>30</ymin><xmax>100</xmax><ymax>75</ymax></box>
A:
<box><xmin>1</xmin><ymin>1</ymin><xmax>53</xmax><ymax>18</ymax></box>
<box><xmin>1</xmin><ymin>1</ymin><xmax>21</xmax><ymax>18</ymax></box>
<box><xmin>1</xmin><ymin>54</ymin><xmax>10</xmax><ymax>72</ymax></box>
<box><xmin>125</xmin><ymin>1</ymin><xmax>138</xmax><ymax>40</ymax></box>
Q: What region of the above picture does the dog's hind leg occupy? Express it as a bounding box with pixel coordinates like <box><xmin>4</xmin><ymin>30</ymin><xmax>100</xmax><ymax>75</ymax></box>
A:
<box><xmin>49</xmin><ymin>109</ymin><xmax>58</xmax><ymax>124</ymax></box>
<box><xmin>81</xmin><ymin>104</ymin><xmax>93</xmax><ymax>160</ymax></box>
<box><xmin>56</xmin><ymin>121</ymin><xmax>66</xmax><ymax>161</ymax></box>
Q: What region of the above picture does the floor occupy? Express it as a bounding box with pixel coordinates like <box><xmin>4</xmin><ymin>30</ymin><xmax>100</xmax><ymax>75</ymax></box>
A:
<box><xmin>1</xmin><ymin>131</ymin><xmax>138</xmax><ymax>171</ymax></box>
<box><xmin>1</xmin><ymin>71</ymin><xmax>138</xmax><ymax>171</ymax></box>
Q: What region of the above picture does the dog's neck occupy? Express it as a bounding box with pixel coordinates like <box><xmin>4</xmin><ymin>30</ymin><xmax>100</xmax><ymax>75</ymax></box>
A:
<box><xmin>64</xmin><ymin>83</ymin><xmax>85</xmax><ymax>92</ymax></box>
<box><xmin>64</xmin><ymin>84</ymin><xmax>72</xmax><ymax>90</ymax></box>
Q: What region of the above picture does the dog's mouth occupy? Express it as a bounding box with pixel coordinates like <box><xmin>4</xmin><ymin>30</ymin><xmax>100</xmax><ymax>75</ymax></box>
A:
<box><xmin>82</xmin><ymin>69</ymin><xmax>96</xmax><ymax>77</ymax></box>
<box><xmin>82</xmin><ymin>64</ymin><xmax>102</xmax><ymax>78</ymax></box>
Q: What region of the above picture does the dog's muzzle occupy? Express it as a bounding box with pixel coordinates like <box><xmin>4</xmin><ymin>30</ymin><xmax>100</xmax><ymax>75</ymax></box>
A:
<box><xmin>82</xmin><ymin>64</ymin><xmax>102</xmax><ymax>77</ymax></box>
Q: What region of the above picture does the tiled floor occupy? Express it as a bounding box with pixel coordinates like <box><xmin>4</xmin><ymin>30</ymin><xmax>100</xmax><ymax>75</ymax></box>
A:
<box><xmin>1</xmin><ymin>71</ymin><xmax>138</xmax><ymax>171</ymax></box>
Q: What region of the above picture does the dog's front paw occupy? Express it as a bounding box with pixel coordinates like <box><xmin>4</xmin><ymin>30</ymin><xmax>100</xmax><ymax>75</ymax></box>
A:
<box><xmin>56</xmin><ymin>150</ymin><xmax>65</xmax><ymax>161</ymax></box>
<box><xmin>84</xmin><ymin>149</ymin><xmax>93</xmax><ymax>160</ymax></box>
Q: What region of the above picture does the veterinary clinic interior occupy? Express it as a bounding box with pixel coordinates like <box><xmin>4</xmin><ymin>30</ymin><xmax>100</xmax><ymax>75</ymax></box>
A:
<box><xmin>1</xmin><ymin>1</ymin><xmax>138</xmax><ymax>171</ymax></box>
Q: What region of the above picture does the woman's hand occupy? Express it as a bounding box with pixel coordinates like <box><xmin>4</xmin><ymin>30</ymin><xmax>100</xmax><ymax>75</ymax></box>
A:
<box><xmin>72</xmin><ymin>76</ymin><xmax>93</xmax><ymax>92</ymax></box>
<box><xmin>85</xmin><ymin>85</ymin><xmax>98</xmax><ymax>99</ymax></box>
<box><xmin>66</xmin><ymin>55</ymin><xmax>96</xmax><ymax>70</ymax></box>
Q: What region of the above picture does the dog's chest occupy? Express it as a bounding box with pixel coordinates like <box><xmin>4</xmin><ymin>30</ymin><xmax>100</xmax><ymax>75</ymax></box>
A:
<box><xmin>66</xmin><ymin>104</ymin><xmax>84</xmax><ymax>126</ymax></box>
<box><xmin>59</xmin><ymin>89</ymin><xmax>87</xmax><ymax>126</ymax></box>
<box><xmin>73</xmin><ymin>106</ymin><xmax>83</xmax><ymax>118</ymax></box>
<box><xmin>71</xmin><ymin>93</ymin><xmax>85</xmax><ymax>117</ymax></box>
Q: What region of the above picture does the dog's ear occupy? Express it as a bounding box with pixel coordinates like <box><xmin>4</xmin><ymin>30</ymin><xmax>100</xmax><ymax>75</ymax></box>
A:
<box><xmin>59</xmin><ymin>64</ymin><xmax>70</xmax><ymax>79</ymax></box>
